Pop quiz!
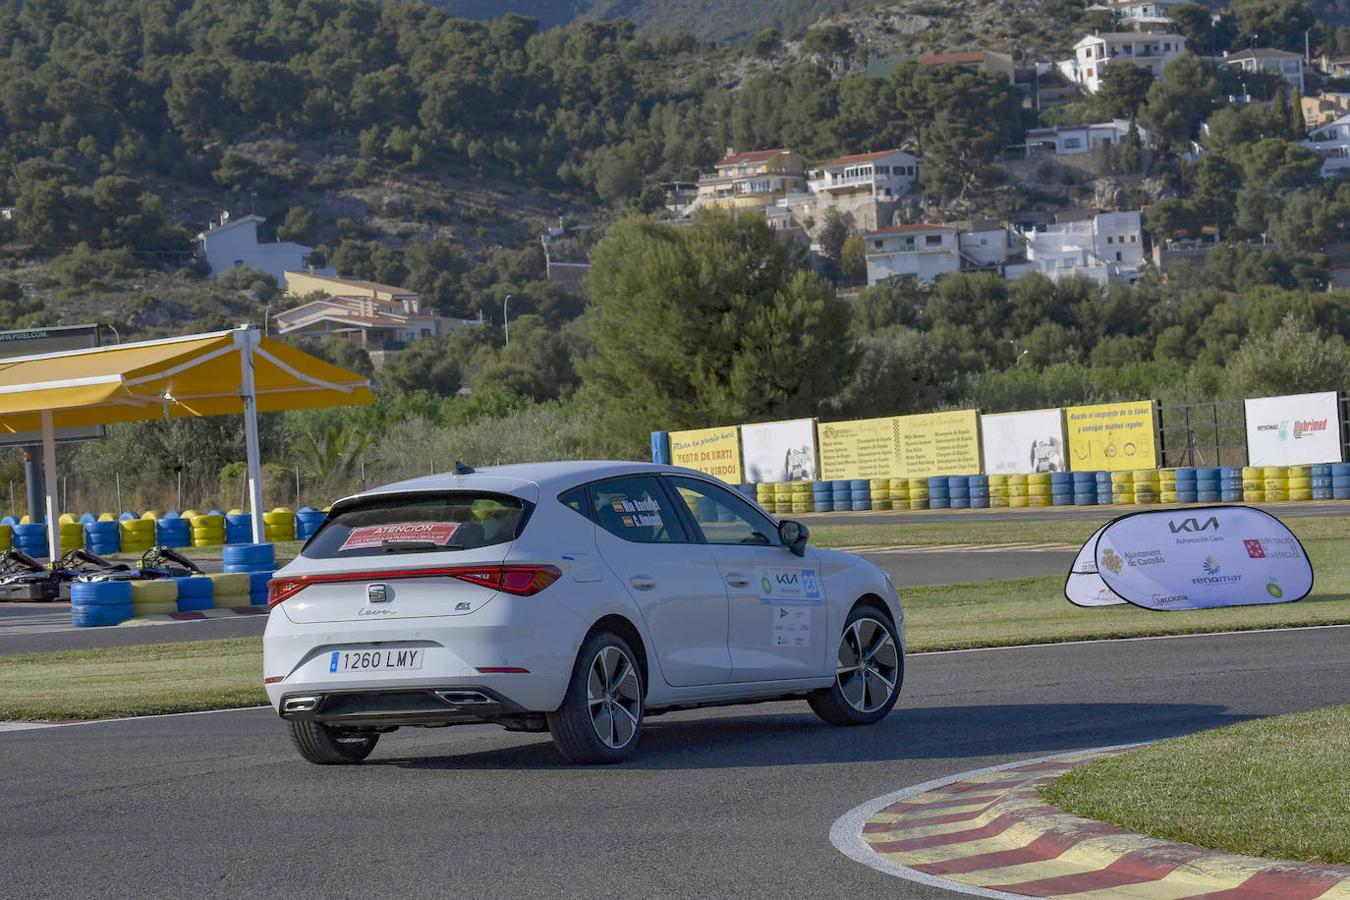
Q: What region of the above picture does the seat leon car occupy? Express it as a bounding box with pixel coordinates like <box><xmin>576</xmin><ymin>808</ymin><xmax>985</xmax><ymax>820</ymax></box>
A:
<box><xmin>263</xmin><ymin>461</ymin><xmax>904</xmax><ymax>765</ymax></box>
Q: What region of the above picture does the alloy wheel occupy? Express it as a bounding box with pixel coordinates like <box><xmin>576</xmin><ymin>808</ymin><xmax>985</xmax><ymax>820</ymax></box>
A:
<box><xmin>836</xmin><ymin>617</ymin><xmax>899</xmax><ymax>714</ymax></box>
<box><xmin>587</xmin><ymin>645</ymin><xmax>641</xmax><ymax>749</ymax></box>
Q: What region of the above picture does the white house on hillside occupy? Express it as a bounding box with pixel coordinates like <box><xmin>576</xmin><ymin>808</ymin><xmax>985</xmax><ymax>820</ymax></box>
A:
<box><xmin>807</xmin><ymin>149</ymin><xmax>918</xmax><ymax>201</ymax></box>
<box><xmin>863</xmin><ymin>224</ymin><xmax>962</xmax><ymax>284</ymax></box>
<box><xmin>1222</xmin><ymin>48</ymin><xmax>1305</xmax><ymax>94</ymax></box>
<box><xmin>1303</xmin><ymin>113</ymin><xmax>1350</xmax><ymax>178</ymax></box>
<box><xmin>1059</xmin><ymin>32</ymin><xmax>1186</xmax><ymax>93</ymax></box>
<box><xmin>1025</xmin><ymin>119</ymin><xmax>1149</xmax><ymax>156</ymax></box>
<box><xmin>195</xmin><ymin>213</ymin><xmax>325</xmax><ymax>283</ymax></box>
<box><xmin>1005</xmin><ymin>211</ymin><xmax>1145</xmax><ymax>284</ymax></box>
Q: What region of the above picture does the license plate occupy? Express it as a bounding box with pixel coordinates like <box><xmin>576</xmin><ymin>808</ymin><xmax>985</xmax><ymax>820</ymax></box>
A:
<box><xmin>328</xmin><ymin>648</ymin><xmax>423</xmax><ymax>673</ymax></box>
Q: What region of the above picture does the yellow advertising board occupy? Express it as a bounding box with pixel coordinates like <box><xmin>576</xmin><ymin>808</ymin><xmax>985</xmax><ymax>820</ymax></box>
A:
<box><xmin>668</xmin><ymin>425</ymin><xmax>743</xmax><ymax>483</ymax></box>
<box><xmin>1065</xmin><ymin>401</ymin><xmax>1158</xmax><ymax>471</ymax></box>
<box><xmin>819</xmin><ymin>417</ymin><xmax>901</xmax><ymax>480</ymax></box>
<box><xmin>819</xmin><ymin>410</ymin><xmax>981</xmax><ymax>480</ymax></box>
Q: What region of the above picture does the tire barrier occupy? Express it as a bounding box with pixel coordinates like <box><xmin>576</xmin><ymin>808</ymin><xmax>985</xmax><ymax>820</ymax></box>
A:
<box><xmin>946</xmin><ymin>475</ymin><xmax>970</xmax><ymax>510</ymax></box>
<box><xmin>208</xmin><ymin>572</ymin><xmax>252</xmax><ymax>609</ymax></box>
<box><xmin>119</xmin><ymin>517</ymin><xmax>156</xmax><ymax>555</ymax></box>
<box><xmin>190</xmin><ymin>513</ymin><xmax>225</xmax><ymax>547</ymax></box>
<box><xmin>987</xmin><ymin>474</ymin><xmax>1008</xmax><ymax>508</ymax></box>
<box><xmin>60</xmin><ymin>515</ymin><xmax>85</xmax><ymax>553</ymax></box>
<box><xmin>83</xmin><ymin>519</ymin><xmax>120</xmax><ymax>555</ymax></box>
<box><xmin>130</xmin><ymin>579</ymin><xmax>179</xmax><ymax>617</ymax></box>
<box><xmin>13</xmin><ymin>522</ymin><xmax>47</xmax><ymax>557</ymax></box>
<box><xmin>248</xmin><ymin>570</ymin><xmax>274</xmax><ymax>606</ymax></box>
<box><xmin>174</xmin><ymin>575</ymin><xmax>215</xmax><ymax>612</ymax></box>
<box><xmin>0</xmin><ymin>524</ymin><xmax>10</xmax><ymax>551</ymax></box>
<box><xmin>224</xmin><ymin>512</ymin><xmax>253</xmax><ymax>544</ymax></box>
<box><xmin>967</xmin><ymin>475</ymin><xmax>990</xmax><ymax>509</ymax></box>
<box><xmin>156</xmin><ymin>515</ymin><xmax>190</xmax><ymax>548</ymax></box>
<box><xmin>71</xmin><ymin>580</ymin><xmax>132</xmax><ymax>627</ymax></box>
<box><xmin>1334</xmin><ymin>463</ymin><xmax>1350</xmax><ymax>500</ymax></box>
<box><xmin>222</xmin><ymin>542</ymin><xmax>276</xmax><ymax>574</ymax></box>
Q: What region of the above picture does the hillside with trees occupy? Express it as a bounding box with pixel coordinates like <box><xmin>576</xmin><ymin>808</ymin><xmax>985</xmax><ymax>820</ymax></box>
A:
<box><xmin>0</xmin><ymin>0</ymin><xmax>1348</xmax><ymax>512</ymax></box>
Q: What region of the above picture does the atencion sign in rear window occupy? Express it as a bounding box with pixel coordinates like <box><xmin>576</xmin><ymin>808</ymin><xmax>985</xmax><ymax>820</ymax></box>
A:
<box><xmin>303</xmin><ymin>492</ymin><xmax>529</xmax><ymax>558</ymax></box>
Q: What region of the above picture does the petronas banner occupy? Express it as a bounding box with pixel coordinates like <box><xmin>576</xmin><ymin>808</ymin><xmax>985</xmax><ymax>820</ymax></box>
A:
<box><xmin>1066</xmin><ymin>507</ymin><xmax>1313</xmax><ymax>611</ymax></box>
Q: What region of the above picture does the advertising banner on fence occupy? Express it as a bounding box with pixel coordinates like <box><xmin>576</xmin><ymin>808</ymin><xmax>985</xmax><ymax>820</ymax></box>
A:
<box><xmin>819</xmin><ymin>417</ymin><xmax>900</xmax><ymax>481</ymax></box>
<box><xmin>740</xmin><ymin>418</ymin><xmax>817</xmax><ymax>483</ymax></box>
<box><xmin>668</xmin><ymin>425</ymin><xmax>743</xmax><ymax>483</ymax></box>
<box><xmin>895</xmin><ymin>409</ymin><xmax>981</xmax><ymax>479</ymax></box>
<box><xmin>981</xmin><ymin>408</ymin><xmax>1066</xmax><ymax>474</ymax></box>
<box><xmin>1244</xmin><ymin>391</ymin><xmax>1343</xmax><ymax>467</ymax></box>
<box><xmin>1092</xmin><ymin>506</ymin><xmax>1313</xmax><ymax>611</ymax></box>
<box><xmin>1065</xmin><ymin>400</ymin><xmax>1157</xmax><ymax>472</ymax></box>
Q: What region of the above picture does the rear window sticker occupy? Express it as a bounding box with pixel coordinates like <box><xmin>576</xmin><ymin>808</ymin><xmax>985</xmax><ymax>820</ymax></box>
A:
<box><xmin>612</xmin><ymin>497</ymin><xmax>663</xmax><ymax>529</ymax></box>
<box><xmin>340</xmin><ymin>521</ymin><xmax>460</xmax><ymax>552</ymax></box>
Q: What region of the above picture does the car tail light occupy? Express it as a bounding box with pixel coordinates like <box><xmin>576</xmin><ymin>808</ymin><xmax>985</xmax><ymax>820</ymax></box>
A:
<box><xmin>266</xmin><ymin>564</ymin><xmax>562</xmax><ymax>609</ymax></box>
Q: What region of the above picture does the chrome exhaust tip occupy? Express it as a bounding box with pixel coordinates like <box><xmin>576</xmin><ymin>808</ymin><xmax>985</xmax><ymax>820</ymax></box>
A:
<box><xmin>434</xmin><ymin>690</ymin><xmax>493</xmax><ymax>706</ymax></box>
<box><xmin>282</xmin><ymin>696</ymin><xmax>320</xmax><ymax>713</ymax></box>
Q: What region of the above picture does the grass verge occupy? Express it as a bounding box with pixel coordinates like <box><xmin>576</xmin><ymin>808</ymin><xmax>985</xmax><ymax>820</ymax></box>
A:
<box><xmin>3</xmin><ymin>530</ymin><xmax>1347</xmax><ymax>721</ymax></box>
<box><xmin>1041</xmin><ymin>705</ymin><xmax>1350</xmax><ymax>864</ymax></box>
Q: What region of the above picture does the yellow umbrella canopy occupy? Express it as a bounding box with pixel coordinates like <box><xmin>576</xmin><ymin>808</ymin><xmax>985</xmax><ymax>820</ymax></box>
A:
<box><xmin>0</xmin><ymin>328</ymin><xmax>372</xmax><ymax>434</ymax></box>
<box><xmin>0</xmin><ymin>326</ymin><xmax>372</xmax><ymax>557</ymax></box>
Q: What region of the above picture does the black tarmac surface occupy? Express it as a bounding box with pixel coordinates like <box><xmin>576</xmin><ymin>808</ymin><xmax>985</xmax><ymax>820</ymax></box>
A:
<box><xmin>3</xmin><ymin>626</ymin><xmax>1348</xmax><ymax>899</ymax></box>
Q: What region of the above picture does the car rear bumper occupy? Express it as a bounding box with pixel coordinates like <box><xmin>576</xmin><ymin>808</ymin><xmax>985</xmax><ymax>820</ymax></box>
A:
<box><xmin>277</xmin><ymin>685</ymin><xmax>530</xmax><ymax>728</ymax></box>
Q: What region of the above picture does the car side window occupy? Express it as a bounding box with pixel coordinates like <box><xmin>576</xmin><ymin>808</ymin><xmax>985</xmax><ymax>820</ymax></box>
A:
<box><xmin>558</xmin><ymin>486</ymin><xmax>591</xmax><ymax>520</ymax></box>
<box><xmin>589</xmin><ymin>476</ymin><xmax>687</xmax><ymax>544</ymax></box>
<box><xmin>667</xmin><ymin>476</ymin><xmax>777</xmax><ymax>546</ymax></box>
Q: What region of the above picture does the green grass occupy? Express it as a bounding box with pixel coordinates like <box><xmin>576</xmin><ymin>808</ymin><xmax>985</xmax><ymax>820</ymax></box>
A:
<box><xmin>807</xmin><ymin>510</ymin><xmax>1350</xmax><ymax>549</ymax></box>
<box><xmin>3</xmin><ymin>522</ymin><xmax>1347</xmax><ymax>721</ymax></box>
<box><xmin>0</xmin><ymin>638</ymin><xmax>266</xmax><ymax>720</ymax></box>
<box><xmin>1041</xmin><ymin>705</ymin><xmax>1350</xmax><ymax>864</ymax></box>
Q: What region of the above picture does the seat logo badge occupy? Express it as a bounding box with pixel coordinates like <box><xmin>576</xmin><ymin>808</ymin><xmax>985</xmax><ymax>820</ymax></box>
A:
<box><xmin>368</xmin><ymin>584</ymin><xmax>389</xmax><ymax>603</ymax></box>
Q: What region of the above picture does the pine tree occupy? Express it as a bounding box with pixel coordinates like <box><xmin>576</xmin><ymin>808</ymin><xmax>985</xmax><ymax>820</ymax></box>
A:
<box><xmin>1289</xmin><ymin>87</ymin><xmax>1307</xmax><ymax>135</ymax></box>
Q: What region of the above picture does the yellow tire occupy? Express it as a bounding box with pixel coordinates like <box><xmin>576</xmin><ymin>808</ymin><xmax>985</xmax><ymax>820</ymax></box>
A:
<box><xmin>0</xmin><ymin>525</ymin><xmax>11</xmax><ymax>551</ymax></box>
<box><xmin>1160</xmin><ymin>490</ymin><xmax>1178</xmax><ymax>504</ymax></box>
<box><xmin>873</xmin><ymin>499</ymin><xmax>892</xmax><ymax>511</ymax></box>
<box><xmin>1027</xmin><ymin>473</ymin><xmax>1052</xmax><ymax>486</ymax></box>
<box><xmin>1287</xmin><ymin>476</ymin><xmax>1312</xmax><ymax>491</ymax></box>
<box><xmin>141</xmin><ymin>511</ymin><xmax>158</xmax><ymax>520</ymax></box>
<box><xmin>988</xmin><ymin>496</ymin><xmax>1009</xmax><ymax>508</ymax></box>
<box><xmin>213</xmin><ymin>594</ymin><xmax>250</xmax><ymax>610</ymax></box>
<box><xmin>1009</xmin><ymin>496</ymin><xmax>1030</xmax><ymax>508</ymax></box>
<box><xmin>130</xmin><ymin>580</ymin><xmax>178</xmax><ymax>604</ymax></box>
<box><xmin>1133</xmin><ymin>492</ymin><xmax>1158</xmax><ymax>504</ymax></box>
<box><xmin>1263</xmin><ymin>466</ymin><xmax>1284</xmax><ymax>479</ymax></box>
<box><xmin>1265</xmin><ymin>488</ymin><xmax>1286</xmax><ymax>502</ymax></box>
<box><xmin>208</xmin><ymin>573</ymin><xmax>250</xmax><ymax>595</ymax></box>
<box><xmin>1263</xmin><ymin>479</ymin><xmax>1286</xmax><ymax>492</ymax></box>
<box><xmin>1245</xmin><ymin>490</ymin><xmax>1265</xmax><ymax>502</ymax></box>
<box><xmin>1288</xmin><ymin>488</ymin><xmax>1313</xmax><ymax>501</ymax></box>
<box><xmin>908</xmin><ymin>498</ymin><xmax>929</xmax><ymax>510</ymax></box>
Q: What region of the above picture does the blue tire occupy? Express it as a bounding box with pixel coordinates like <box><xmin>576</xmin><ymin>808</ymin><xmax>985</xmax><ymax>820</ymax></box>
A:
<box><xmin>1073</xmin><ymin>493</ymin><xmax>1098</xmax><ymax>505</ymax></box>
<box><xmin>929</xmin><ymin>498</ymin><xmax>950</xmax><ymax>509</ymax></box>
<box><xmin>949</xmin><ymin>497</ymin><xmax>970</xmax><ymax>509</ymax></box>
<box><xmin>970</xmin><ymin>496</ymin><xmax>990</xmax><ymax>508</ymax></box>
<box><xmin>1051</xmin><ymin>493</ymin><xmax>1073</xmax><ymax>506</ymax></box>
<box><xmin>1311</xmin><ymin>465</ymin><xmax>1331</xmax><ymax>478</ymax></box>
<box><xmin>71</xmin><ymin>580</ymin><xmax>133</xmax><ymax>606</ymax></box>
<box><xmin>850</xmin><ymin>500</ymin><xmax>870</xmax><ymax>511</ymax></box>
<box><xmin>72</xmin><ymin>604</ymin><xmax>132</xmax><ymax>627</ymax></box>
<box><xmin>850</xmin><ymin>480</ymin><xmax>869</xmax><ymax>492</ymax></box>
<box><xmin>1312</xmin><ymin>488</ymin><xmax>1332</xmax><ymax>500</ymax></box>
<box><xmin>1197</xmin><ymin>490</ymin><xmax>1222</xmax><ymax>502</ymax></box>
<box><xmin>222</xmin><ymin>543</ymin><xmax>275</xmax><ymax>571</ymax></box>
<box><xmin>1176</xmin><ymin>491</ymin><xmax>1198</xmax><ymax>504</ymax></box>
<box><xmin>1221</xmin><ymin>491</ymin><xmax>1244</xmax><ymax>502</ymax></box>
<box><xmin>175</xmin><ymin>576</ymin><xmax>214</xmax><ymax>600</ymax></box>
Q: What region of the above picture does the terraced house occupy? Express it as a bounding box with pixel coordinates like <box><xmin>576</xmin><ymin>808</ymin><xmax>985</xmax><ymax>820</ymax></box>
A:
<box><xmin>693</xmin><ymin>149</ymin><xmax>807</xmax><ymax>211</ymax></box>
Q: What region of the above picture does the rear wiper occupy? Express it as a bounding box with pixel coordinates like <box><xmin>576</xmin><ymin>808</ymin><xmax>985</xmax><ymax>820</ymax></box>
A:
<box><xmin>381</xmin><ymin>540</ymin><xmax>464</xmax><ymax>553</ymax></box>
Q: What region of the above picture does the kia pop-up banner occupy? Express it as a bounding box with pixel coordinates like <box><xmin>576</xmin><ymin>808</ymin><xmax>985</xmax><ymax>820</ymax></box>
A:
<box><xmin>1244</xmin><ymin>391</ymin><xmax>1343</xmax><ymax>467</ymax></box>
<box><xmin>1065</xmin><ymin>523</ymin><xmax>1126</xmax><ymax>607</ymax></box>
<box><xmin>1075</xmin><ymin>506</ymin><xmax>1313</xmax><ymax>611</ymax></box>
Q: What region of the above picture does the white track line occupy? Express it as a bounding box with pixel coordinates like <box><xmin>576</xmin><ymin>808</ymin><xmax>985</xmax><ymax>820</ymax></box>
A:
<box><xmin>0</xmin><ymin>705</ymin><xmax>269</xmax><ymax>733</ymax></box>
<box><xmin>914</xmin><ymin>622</ymin><xmax>1350</xmax><ymax>656</ymax></box>
<box><xmin>829</xmin><ymin>743</ymin><xmax>1148</xmax><ymax>898</ymax></box>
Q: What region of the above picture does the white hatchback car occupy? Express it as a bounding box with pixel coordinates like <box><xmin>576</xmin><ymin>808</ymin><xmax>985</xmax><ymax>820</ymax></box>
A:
<box><xmin>263</xmin><ymin>461</ymin><xmax>905</xmax><ymax>765</ymax></box>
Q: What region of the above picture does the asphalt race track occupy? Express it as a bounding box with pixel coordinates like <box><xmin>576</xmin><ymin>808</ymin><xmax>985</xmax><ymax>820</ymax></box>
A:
<box><xmin>3</xmin><ymin>626</ymin><xmax>1348</xmax><ymax>899</ymax></box>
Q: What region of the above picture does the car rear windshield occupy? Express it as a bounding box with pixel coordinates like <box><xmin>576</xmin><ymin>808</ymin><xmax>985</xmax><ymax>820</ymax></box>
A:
<box><xmin>302</xmin><ymin>492</ymin><xmax>529</xmax><ymax>559</ymax></box>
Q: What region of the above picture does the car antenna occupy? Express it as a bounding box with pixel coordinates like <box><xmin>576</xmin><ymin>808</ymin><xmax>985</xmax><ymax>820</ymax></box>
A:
<box><xmin>453</xmin><ymin>461</ymin><xmax>475</xmax><ymax>475</ymax></box>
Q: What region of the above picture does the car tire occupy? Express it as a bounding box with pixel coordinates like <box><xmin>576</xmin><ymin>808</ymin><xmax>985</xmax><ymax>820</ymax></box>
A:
<box><xmin>287</xmin><ymin>719</ymin><xmax>380</xmax><ymax>765</ymax></box>
<box><xmin>548</xmin><ymin>631</ymin><xmax>644</xmax><ymax>764</ymax></box>
<box><xmin>808</xmin><ymin>604</ymin><xmax>903</xmax><ymax>726</ymax></box>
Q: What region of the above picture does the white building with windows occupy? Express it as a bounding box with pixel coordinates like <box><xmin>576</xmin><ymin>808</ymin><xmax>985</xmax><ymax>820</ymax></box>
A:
<box><xmin>195</xmin><ymin>213</ymin><xmax>325</xmax><ymax>283</ymax></box>
<box><xmin>1059</xmin><ymin>32</ymin><xmax>1186</xmax><ymax>93</ymax></box>
<box><xmin>1104</xmin><ymin>0</ymin><xmax>1183</xmax><ymax>27</ymax></box>
<box><xmin>807</xmin><ymin>150</ymin><xmax>918</xmax><ymax>201</ymax></box>
<box><xmin>1025</xmin><ymin>119</ymin><xmax>1149</xmax><ymax>156</ymax></box>
<box><xmin>1005</xmin><ymin>211</ymin><xmax>1145</xmax><ymax>284</ymax></box>
<box><xmin>1303</xmin><ymin>113</ymin><xmax>1350</xmax><ymax>178</ymax></box>
<box><xmin>1222</xmin><ymin>48</ymin><xmax>1305</xmax><ymax>94</ymax></box>
<box><xmin>863</xmin><ymin>224</ymin><xmax>962</xmax><ymax>284</ymax></box>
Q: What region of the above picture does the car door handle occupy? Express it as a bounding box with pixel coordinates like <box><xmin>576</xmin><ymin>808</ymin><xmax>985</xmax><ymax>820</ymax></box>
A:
<box><xmin>725</xmin><ymin>574</ymin><xmax>751</xmax><ymax>588</ymax></box>
<box><xmin>629</xmin><ymin>576</ymin><xmax>657</xmax><ymax>591</ymax></box>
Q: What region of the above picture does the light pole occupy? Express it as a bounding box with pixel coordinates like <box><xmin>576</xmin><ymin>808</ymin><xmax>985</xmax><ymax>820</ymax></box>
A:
<box><xmin>503</xmin><ymin>293</ymin><xmax>513</xmax><ymax>345</ymax></box>
<box><xmin>263</xmin><ymin>303</ymin><xmax>272</xmax><ymax>336</ymax></box>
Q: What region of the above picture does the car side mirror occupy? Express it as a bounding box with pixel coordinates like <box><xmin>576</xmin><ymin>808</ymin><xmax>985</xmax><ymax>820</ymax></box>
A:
<box><xmin>778</xmin><ymin>520</ymin><xmax>809</xmax><ymax>557</ymax></box>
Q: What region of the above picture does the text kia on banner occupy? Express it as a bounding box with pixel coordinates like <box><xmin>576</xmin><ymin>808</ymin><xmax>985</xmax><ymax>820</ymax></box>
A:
<box><xmin>740</xmin><ymin>418</ymin><xmax>818</xmax><ymax>483</ymax></box>
<box><xmin>1065</xmin><ymin>400</ymin><xmax>1158</xmax><ymax>472</ymax></box>
<box><xmin>1093</xmin><ymin>506</ymin><xmax>1313</xmax><ymax>611</ymax></box>
<box><xmin>981</xmin><ymin>408</ymin><xmax>1066</xmax><ymax>474</ymax></box>
<box><xmin>1244</xmin><ymin>391</ymin><xmax>1343</xmax><ymax>467</ymax></box>
<box><xmin>667</xmin><ymin>425</ymin><xmax>743</xmax><ymax>483</ymax></box>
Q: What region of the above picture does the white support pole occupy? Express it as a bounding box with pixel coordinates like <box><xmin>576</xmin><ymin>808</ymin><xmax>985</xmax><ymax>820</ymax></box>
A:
<box><xmin>40</xmin><ymin>410</ymin><xmax>59</xmax><ymax>562</ymax></box>
<box><xmin>236</xmin><ymin>327</ymin><xmax>267</xmax><ymax>544</ymax></box>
